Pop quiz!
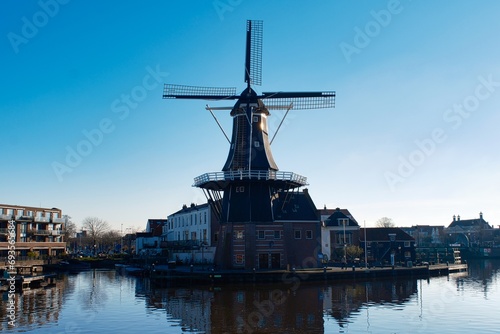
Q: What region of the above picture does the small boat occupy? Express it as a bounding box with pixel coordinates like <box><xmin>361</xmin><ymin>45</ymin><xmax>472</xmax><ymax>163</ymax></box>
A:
<box><xmin>124</xmin><ymin>266</ymin><xmax>146</xmax><ymax>276</ymax></box>
<box><xmin>114</xmin><ymin>263</ymin><xmax>130</xmax><ymax>270</ymax></box>
<box><xmin>45</xmin><ymin>260</ymin><xmax>91</xmax><ymax>272</ymax></box>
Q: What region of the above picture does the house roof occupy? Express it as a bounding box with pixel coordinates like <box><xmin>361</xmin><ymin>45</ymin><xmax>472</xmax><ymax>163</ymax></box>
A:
<box><xmin>170</xmin><ymin>203</ymin><xmax>210</xmax><ymax>216</ymax></box>
<box><xmin>448</xmin><ymin>218</ymin><xmax>491</xmax><ymax>229</ymax></box>
<box><xmin>324</xmin><ymin>208</ymin><xmax>359</xmax><ymax>227</ymax></box>
<box><xmin>146</xmin><ymin>219</ymin><xmax>168</xmax><ymax>236</ymax></box>
<box><xmin>318</xmin><ymin>207</ymin><xmax>359</xmax><ymax>225</ymax></box>
<box><xmin>273</xmin><ymin>190</ymin><xmax>319</xmax><ymax>221</ymax></box>
<box><xmin>360</xmin><ymin>228</ymin><xmax>414</xmax><ymax>242</ymax></box>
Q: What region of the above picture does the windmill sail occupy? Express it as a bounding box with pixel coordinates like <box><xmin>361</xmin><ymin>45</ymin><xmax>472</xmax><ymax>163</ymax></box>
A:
<box><xmin>244</xmin><ymin>20</ymin><xmax>263</xmax><ymax>86</ymax></box>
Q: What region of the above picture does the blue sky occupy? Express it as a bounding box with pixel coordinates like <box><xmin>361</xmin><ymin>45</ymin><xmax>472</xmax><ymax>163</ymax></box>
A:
<box><xmin>2</xmin><ymin>0</ymin><xmax>500</xmax><ymax>231</ymax></box>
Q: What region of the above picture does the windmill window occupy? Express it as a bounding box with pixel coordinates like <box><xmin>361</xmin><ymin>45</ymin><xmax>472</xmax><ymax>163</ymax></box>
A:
<box><xmin>306</xmin><ymin>230</ymin><xmax>313</xmax><ymax>239</ymax></box>
<box><xmin>254</xmin><ymin>141</ymin><xmax>260</xmax><ymax>148</ymax></box>
<box><xmin>274</xmin><ymin>230</ymin><xmax>282</xmax><ymax>239</ymax></box>
<box><xmin>236</xmin><ymin>186</ymin><xmax>245</xmax><ymax>192</ymax></box>
<box><xmin>253</xmin><ymin>116</ymin><xmax>259</xmax><ymax>122</ymax></box>
<box><xmin>294</xmin><ymin>230</ymin><xmax>301</xmax><ymax>239</ymax></box>
<box><xmin>258</xmin><ymin>230</ymin><xmax>265</xmax><ymax>239</ymax></box>
<box><xmin>235</xmin><ymin>254</ymin><xmax>245</xmax><ymax>264</ymax></box>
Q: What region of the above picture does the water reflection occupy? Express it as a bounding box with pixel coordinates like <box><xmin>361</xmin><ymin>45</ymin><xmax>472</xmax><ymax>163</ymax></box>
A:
<box><xmin>1</xmin><ymin>260</ymin><xmax>499</xmax><ymax>333</ymax></box>
<box><xmin>141</xmin><ymin>279</ymin><xmax>417</xmax><ymax>333</ymax></box>
<box><xmin>0</xmin><ymin>274</ymin><xmax>71</xmax><ymax>331</ymax></box>
<box><xmin>323</xmin><ymin>279</ymin><xmax>417</xmax><ymax>327</ymax></box>
<box><xmin>146</xmin><ymin>282</ymin><xmax>325</xmax><ymax>333</ymax></box>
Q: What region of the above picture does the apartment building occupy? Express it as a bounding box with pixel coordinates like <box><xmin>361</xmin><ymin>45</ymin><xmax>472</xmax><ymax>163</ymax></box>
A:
<box><xmin>0</xmin><ymin>204</ymin><xmax>66</xmax><ymax>258</ymax></box>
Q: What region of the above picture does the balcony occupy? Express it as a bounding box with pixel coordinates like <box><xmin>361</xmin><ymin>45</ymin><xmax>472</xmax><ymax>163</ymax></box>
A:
<box><xmin>34</xmin><ymin>216</ymin><xmax>50</xmax><ymax>222</ymax></box>
<box><xmin>27</xmin><ymin>229</ymin><xmax>64</xmax><ymax>236</ymax></box>
<box><xmin>0</xmin><ymin>214</ymin><xmax>14</xmax><ymax>221</ymax></box>
<box><xmin>52</xmin><ymin>217</ymin><xmax>66</xmax><ymax>223</ymax></box>
<box><xmin>0</xmin><ymin>228</ymin><xmax>9</xmax><ymax>234</ymax></box>
<box><xmin>16</xmin><ymin>215</ymin><xmax>34</xmax><ymax>221</ymax></box>
<box><xmin>193</xmin><ymin>170</ymin><xmax>308</xmax><ymax>190</ymax></box>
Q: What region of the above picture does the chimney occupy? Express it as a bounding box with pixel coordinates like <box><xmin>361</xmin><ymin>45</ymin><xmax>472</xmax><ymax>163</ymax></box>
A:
<box><xmin>480</xmin><ymin>212</ymin><xmax>483</xmax><ymax>220</ymax></box>
<box><xmin>453</xmin><ymin>215</ymin><xmax>456</xmax><ymax>222</ymax></box>
<box><xmin>457</xmin><ymin>215</ymin><xmax>460</xmax><ymax>221</ymax></box>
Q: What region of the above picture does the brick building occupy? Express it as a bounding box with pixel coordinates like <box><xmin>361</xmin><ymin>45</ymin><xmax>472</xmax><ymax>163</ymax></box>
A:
<box><xmin>0</xmin><ymin>204</ymin><xmax>66</xmax><ymax>258</ymax></box>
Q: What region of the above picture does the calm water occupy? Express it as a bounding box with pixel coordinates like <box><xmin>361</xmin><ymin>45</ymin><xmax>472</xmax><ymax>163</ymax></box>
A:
<box><xmin>2</xmin><ymin>260</ymin><xmax>500</xmax><ymax>333</ymax></box>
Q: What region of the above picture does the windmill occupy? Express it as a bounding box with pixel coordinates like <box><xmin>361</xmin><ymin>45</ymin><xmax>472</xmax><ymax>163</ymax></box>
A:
<box><xmin>163</xmin><ymin>20</ymin><xmax>335</xmax><ymax>269</ymax></box>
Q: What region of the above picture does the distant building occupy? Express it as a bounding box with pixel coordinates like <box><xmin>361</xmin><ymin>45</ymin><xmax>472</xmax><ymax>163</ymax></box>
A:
<box><xmin>360</xmin><ymin>227</ymin><xmax>416</xmax><ymax>265</ymax></box>
<box><xmin>0</xmin><ymin>204</ymin><xmax>66</xmax><ymax>258</ymax></box>
<box><xmin>135</xmin><ymin>219</ymin><xmax>168</xmax><ymax>256</ymax></box>
<box><xmin>319</xmin><ymin>207</ymin><xmax>360</xmax><ymax>262</ymax></box>
<box><xmin>446</xmin><ymin>212</ymin><xmax>494</xmax><ymax>247</ymax></box>
<box><xmin>402</xmin><ymin>225</ymin><xmax>446</xmax><ymax>248</ymax></box>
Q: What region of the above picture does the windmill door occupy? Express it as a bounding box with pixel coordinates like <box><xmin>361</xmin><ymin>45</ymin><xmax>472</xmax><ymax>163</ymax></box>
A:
<box><xmin>271</xmin><ymin>253</ymin><xmax>281</xmax><ymax>269</ymax></box>
<box><xmin>258</xmin><ymin>253</ymin><xmax>269</xmax><ymax>269</ymax></box>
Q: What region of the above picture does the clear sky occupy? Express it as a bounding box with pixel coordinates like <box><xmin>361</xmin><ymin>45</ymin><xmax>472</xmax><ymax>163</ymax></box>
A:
<box><xmin>2</xmin><ymin>0</ymin><xmax>500</xmax><ymax>232</ymax></box>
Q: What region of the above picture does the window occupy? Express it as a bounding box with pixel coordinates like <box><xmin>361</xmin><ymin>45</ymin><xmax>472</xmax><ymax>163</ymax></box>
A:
<box><xmin>306</xmin><ymin>230</ymin><xmax>313</xmax><ymax>239</ymax></box>
<box><xmin>214</xmin><ymin>232</ymin><xmax>218</xmax><ymax>243</ymax></box>
<box><xmin>235</xmin><ymin>230</ymin><xmax>244</xmax><ymax>239</ymax></box>
<box><xmin>404</xmin><ymin>241</ymin><xmax>411</xmax><ymax>248</ymax></box>
<box><xmin>294</xmin><ymin>230</ymin><xmax>301</xmax><ymax>239</ymax></box>
<box><xmin>338</xmin><ymin>218</ymin><xmax>349</xmax><ymax>226</ymax></box>
<box><xmin>336</xmin><ymin>233</ymin><xmax>352</xmax><ymax>245</ymax></box>
<box><xmin>254</xmin><ymin>141</ymin><xmax>260</xmax><ymax>148</ymax></box>
<box><xmin>258</xmin><ymin>230</ymin><xmax>265</xmax><ymax>239</ymax></box>
<box><xmin>235</xmin><ymin>254</ymin><xmax>245</xmax><ymax>264</ymax></box>
<box><xmin>274</xmin><ymin>230</ymin><xmax>282</xmax><ymax>239</ymax></box>
<box><xmin>253</xmin><ymin>116</ymin><xmax>259</xmax><ymax>122</ymax></box>
<box><xmin>236</xmin><ymin>186</ymin><xmax>245</xmax><ymax>193</ymax></box>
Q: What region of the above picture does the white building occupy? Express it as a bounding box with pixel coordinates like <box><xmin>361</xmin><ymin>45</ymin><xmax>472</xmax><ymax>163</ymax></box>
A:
<box><xmin>318</xmin><ymin>207</ymin><xmax>360</xmax><ymax>262</ymax></box>
<box><xmin>165</xmin><ymin>202</ymin><xmax>220</xmax><ymax>264</ymax></box>
<box><xmin>166</xmin><ymin>203</ymin><xmax>218</xmax><ymax>246</ymax></box>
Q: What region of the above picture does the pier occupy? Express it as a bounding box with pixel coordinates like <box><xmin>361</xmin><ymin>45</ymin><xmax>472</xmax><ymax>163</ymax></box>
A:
<box><xmin>1</xmin><ymin>263</ymin><xmax>57</xmax><ymax>292</ymax></box>
<box><xmin>148</xmin><ymin>263</ymin><xmax>468</xmax><ymax>286</ymax></box>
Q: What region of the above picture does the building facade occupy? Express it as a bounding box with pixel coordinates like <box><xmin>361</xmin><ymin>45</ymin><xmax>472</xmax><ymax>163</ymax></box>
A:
<box><xmin>360</xmin><ymin>227</ymin><xmax>416</xmax><ymax>265</ymax></box>
<box><xmin>166</xmin><ymin>203</ymin><xmax>218</xmax><ymax>247</ymax></box>
<box><xmin>319</xmin><ymin>207</ymin><xmax>360</xmax><ymax>263</ymax></box>
<box><xmin>0</xmin><ymin>204</ymin><xmax>66</xmax><ymax>258</ymax></box>
<box><xmin>163</xmin><ymin>203</ymin><xmax>219</xmax><ymax>264</ymax></box>
<box><xmin>135</xmin><ymin>219</ymin><xmax>168</xmax><ymax>255</ymax></box>
<box><xmin>446</xmin><ymin>212</ymin><xmax>494</xmax><ymax>247</ymax></box>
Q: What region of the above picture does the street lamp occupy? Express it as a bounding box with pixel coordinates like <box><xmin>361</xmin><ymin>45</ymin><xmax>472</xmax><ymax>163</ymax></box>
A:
<box><xmin>342</xmin><ymin>219</ymin><xmax>347</xmax><ymax>266</ymax></box>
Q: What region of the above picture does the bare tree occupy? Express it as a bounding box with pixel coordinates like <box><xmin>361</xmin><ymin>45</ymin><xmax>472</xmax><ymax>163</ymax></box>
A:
<box><xmin>82</xmin><ymin>217</ymin><xmax>110</xmax><ymax>255</ymax></box>
<box><xmin>63</xmin><ymin>215</ymin><xmax>78</xmax><ymax>252</ymax></box>
<box><xmin>376</xmin><ymin>217</ymin><xmax>395</xmax><ymax>228</ymax></box>
<box><xmin>63</xmin><ymin>215</ymin><xmax>77</xmax><ymax>239</ymax></box>
<box><xmin>101</xmin><ymin>230</ymin><xmax>122</xmax><ymax>253</ymax></box>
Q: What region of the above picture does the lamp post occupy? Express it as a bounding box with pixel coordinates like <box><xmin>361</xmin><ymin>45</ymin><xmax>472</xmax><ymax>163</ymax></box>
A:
<box><xmin>342</xmin><ymin>219</ymin><xmax>347</xmax><ymax>265</ymax></box>
<box><xmin>364</xmin><ymin>220</ymin><xmax>368</xmax><ymax>268</ymax></box>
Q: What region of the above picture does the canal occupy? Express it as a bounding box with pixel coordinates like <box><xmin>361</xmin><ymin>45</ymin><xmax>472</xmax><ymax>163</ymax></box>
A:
<box><xmin>2</xmin><ymin>259</ymin><xmax>500</xmax><ymax>333</ymax></box>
